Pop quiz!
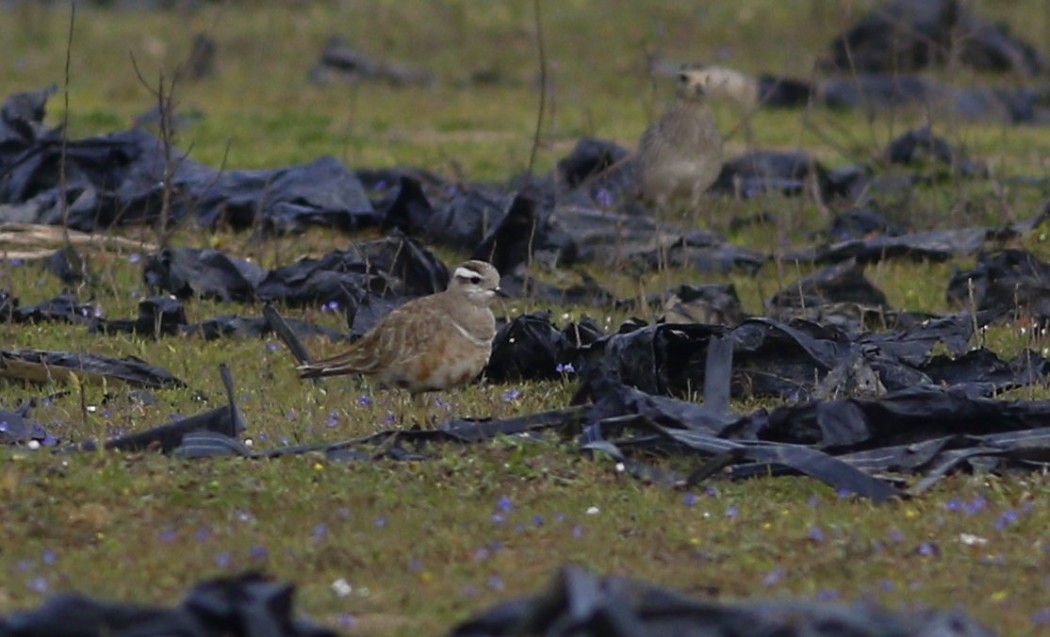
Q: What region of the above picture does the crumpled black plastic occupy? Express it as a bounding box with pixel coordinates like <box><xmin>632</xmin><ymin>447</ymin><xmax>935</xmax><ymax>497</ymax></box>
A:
<box><xmin>91</xmin><ymin>295</ymin><xmax>348</xmax><ymax>342</ymax></box>
<box><xmin>822</xmin><ymin>207</ymin><xmax>905</xmax><ymax>242</ymax></box>
<box><xmin>886</xmin><ymin>126</ymin><xmax>988</xmax><ymax>179</ymax></box>
<box><xmin>486</xmin><ymin>312</ymin><xmax>603</xmax><ymax>383</ymax></box>
<box><xmin>258</xmin><ymin>232</ymin><xmax>449</xmax><ymax>308</ymax></box>
<box><xmin>0</xmin><ymin>348</ymin><xmax>184</xmax><ymax>389</ymax></box>
<box><xmin>450</xmin><ymin>564</ymin><xmax>995</xmax><ymax>637</ymax></box>
<box><xmin>193</xmin><ymin>156</ymin><xmax>379</xmax><ymax>234</ymax></box>
<box><xmin>144</xmin><ymin>248</ymin><xmax>268</xmax><ymax>302</ymax></box>
<box><xmin>141</xmin><ymin>233</ymin><xmax>447</xmax><ymax>308</ymax></box>
<box><xmin>709</xmin><ymin>150</ymin><xmax>837</xmax><ymax>200</ymax></box>
<box><xmin>579</xmin><ymin>313</ymin><xmax>1028</xmax><ymax>401</ymax></box>
<box><xmin>160</xmin><ymin>336</ymin><xmax>1050</xmax><ymax>499</ymax></box>
<box><xmin>309</xmin><ymin>35</ymin><xmax>433</xmax><ymax>87</ymax></box>
<box><xmin>1</xmin><ymin>366</ymin><xmax>243</xmax><ymax>453</ymax></box>
<box><xmin>946</xmin><ymin>249</ymin><xmax>1050</xmax><ymax>323</ymax></box>
<box><xmin>556</xmin><ymin>137</ymin><xmax>630</xmax><ymax>189</ymax></box>
<box><xmin>0</xmin><ymin>400</ymin><xmax>45</xmax><ymax>445</ymax></box>
<box><xmin>820</xmin><ymin>75</ymin><xmax>1050</xmax><ymax>125</ymax></box>
<box><xmin>0</xmin><ymin>291</ymin><xmax>97</xmax><ymax>325</ymax></box>
<box><xmin>782</xmin><ymin>212</ymin><xmax>1046</xmax><ymax>265</ymax></box>
<box><xmin>0</xmin><ymin>571</ymin><xmax>337</xmax><ymax>637</ymax></box>
<box><xmin>643</xmin><ymin>283</ymin><xmax>746</xmax><ymax>326</ymax></box>
<box><xmin>0</xmin><ymin>88</ymin><xmax>377</xmax><ymax>235</ymax></box>
<box><xmin>825</xmin><ymin>0</ymin><xmax>1047</xmax><ymax>76</ymax></box>
<box><xmin>768</xmin><ymin>260</ymin><xmax>888</xmax><ymax>316</ymax></box>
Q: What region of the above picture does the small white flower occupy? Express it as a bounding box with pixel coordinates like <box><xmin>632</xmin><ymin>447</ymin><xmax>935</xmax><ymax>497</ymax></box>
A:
<box><xmin>331</xmin><ymin>578</ymin><xmax>352</xmax><ymax>597</ymax></box>
<box><xmin>585</xmin><ymin>506</ymin><xmax>600</xmax><ymax>515</ymax></box>
<box><xmin>614</xmin><ymin>462</ymin><xmax>625</xmax><ymax>472</ymax></box>
<box><xmin>958</xmin><ymin>533</ymin><xmax>988</xmax><ymax>546</ymax></box>
<box><xmin>27</xmin><ymin>440</ymin><xmax>40</xmax><ymax>450</ymax></box>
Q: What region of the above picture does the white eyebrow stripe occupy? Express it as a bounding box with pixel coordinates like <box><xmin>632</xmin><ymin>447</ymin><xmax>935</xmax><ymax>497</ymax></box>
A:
<box><xmin>453</xmin><ymin>266</ymin><xmax>480</xmax><ymax>279</ymax></box>
<box><xmin>450</xmin><ymin>319</ymin><xmax>491</xmax><ymax>346</ymax></box>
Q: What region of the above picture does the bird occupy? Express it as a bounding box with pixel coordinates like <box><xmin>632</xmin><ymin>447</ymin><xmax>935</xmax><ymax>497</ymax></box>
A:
<box><xmin>636</xmin><ymin>64</ymin><xmax>724</xmax><ymax>215</ymax></box>
<box><xmin>296</xmin><ymin>260</ymin><xmax>502</xmax><ymax>396</ymax></box>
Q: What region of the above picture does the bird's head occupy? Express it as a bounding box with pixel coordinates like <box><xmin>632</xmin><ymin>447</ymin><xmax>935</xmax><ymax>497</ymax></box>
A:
<box><xmin>448</xmin><ymin>260</ymin><xmax>503</xmax><ymax>305</ymax></box>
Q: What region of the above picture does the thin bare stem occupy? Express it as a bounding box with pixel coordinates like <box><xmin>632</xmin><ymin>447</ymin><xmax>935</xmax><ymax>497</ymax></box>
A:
<box><xmin>525</xmin><ymin>0</ymin><xmax>547</xmax><ymax>180</ymax></box>
<box><xmin>59</xmin><ymin>1</ymin><xmax>75</xmax><ymax>246</ymax></box>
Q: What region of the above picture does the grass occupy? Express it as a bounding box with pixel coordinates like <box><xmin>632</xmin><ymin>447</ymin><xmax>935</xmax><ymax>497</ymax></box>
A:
<box><xmin>2</xmin><ymin>1</ymin><xmax>1050</xmax><ymax>635</ymax></box>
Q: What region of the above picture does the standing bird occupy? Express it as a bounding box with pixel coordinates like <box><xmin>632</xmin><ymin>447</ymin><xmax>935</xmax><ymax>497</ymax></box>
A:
<box><xmin>297</xmin><ymin>260</ymin><xmax>502</xmax><ymax>395</ymax></box>
<box><xmin>636</xmin><ymin>65</ymin><xmax>724</xmax><ymax>215</ymax></box>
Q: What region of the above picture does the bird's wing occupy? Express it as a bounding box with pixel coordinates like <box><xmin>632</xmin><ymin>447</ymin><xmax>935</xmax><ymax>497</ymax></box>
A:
<box><xmin>296</xmin><ymin>296</ymin><xmax>441</xmax><ymax>378</ymax></box>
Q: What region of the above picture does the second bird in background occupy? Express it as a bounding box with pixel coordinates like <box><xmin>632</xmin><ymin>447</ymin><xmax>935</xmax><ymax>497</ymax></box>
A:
<box><xmin>635</xmin><ymin>64</ymin><xmax>724</xmax><ymax>217</ymax></box>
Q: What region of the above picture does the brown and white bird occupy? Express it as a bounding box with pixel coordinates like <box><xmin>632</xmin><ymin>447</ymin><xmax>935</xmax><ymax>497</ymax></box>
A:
<box><xmin>636</xmin><ymin>64</ymin><xmax>724</xmax><ymax>214</ymax></box>
<box><xmin>297</xmin><ymin>260</ymin><xmax>502</xmax><ymax>395</ymax></box>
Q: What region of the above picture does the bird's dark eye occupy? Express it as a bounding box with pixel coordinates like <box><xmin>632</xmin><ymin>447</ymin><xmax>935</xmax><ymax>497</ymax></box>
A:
<box><xmin>469</xmin><ymin>276</ymin><xmax>481</xmax><ymax>285</ymax></box>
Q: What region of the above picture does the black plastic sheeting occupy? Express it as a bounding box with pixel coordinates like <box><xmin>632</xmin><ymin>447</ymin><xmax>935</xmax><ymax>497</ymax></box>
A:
<box><xmin>0</xmin><ymin>566</ymin><xmax>996</xmax><ymax>637</ymax></box>
<box><xmin>946</xmin><ymin>249</ymin><xmax>1050</xmax><ymax>324</ymax></box>
<box><xmin>6</xmin><ymin>306</ymin><xmax>1050</xmax><ymax>499</ymax></box>
<box><xmin>0</xmin><ymin>348</ymin><xmax>184</xmax><ymax>389</ymax></box>
<box><xmin>450</xmin><ymin>565</ymin><xmax>994</xmax><ymax>637</ymax></box>
<box><xmin>782</xmin><ymin>212</ymin><xmax>1047</xmax><ymax>266</ymax></box>
<box><xmin>0</xmin><ymin>87</ymin><xmax>376</xmax><ymax>234</ymax></box>
<box><xmin>141</xmin><ymin>232</ymin><xmax>448</xmax><ymax>310</ymax></box>
<box><xmin>0</xmin><ymin>572</ymin><xmax>336</xmax><ymax>637</ymax></box>
<box><xmin>825</xmin><ymin>0</ymin><xmax>1047</xmax><ymax>76</ymax></box>
<box><xmin>6</xmin><ymin>86</ymin><xmax>1031</xmax><ymax>276</ymax></box>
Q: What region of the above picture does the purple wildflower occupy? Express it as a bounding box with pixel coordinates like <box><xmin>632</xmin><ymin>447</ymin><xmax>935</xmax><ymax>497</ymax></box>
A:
<box><xmin>501</xmin><ymin>388</ymin><xmax>521</xmax><ymax>402</ymax></box>
<box><xmin>808</xmin><ymin>527</ymin><xmax>826</xmax><ymax>543</ymax></box>
<box><xmin>1032</xmin><ymin>608</ymin><xmax>1050</xmax><ymax>626</ymax></box>
<box><xmin>965</xmin><ymin>496</ymin><xmax>987</xmax><ymax>515</ymax></box>
<box><xmin>28</xmin><ymin>577</ymin><xmax>48</xmax><ymax>593</ymax></box>
<box><xmin>594</xmin><ymin>188</ymin><xmax>614</xmax><ymax>208</ymax></box>
<box><xmin>487</xmin><ymin>575</ymin><xmax>504</xmax><ymax>591</ymax></box>
<box><xmin>994</xmin><ymin>509</ymin><xmax>1019</xmax><ymax>530</ymax></box>
<box><xmin>683</xmin><ymin>493</ymin><xmax>698</xmax><ymax>507</ymax></box>
<box><xmin>555</xmin><ymin>362</ymin><xmax>576</xmax><ymax>375</ymax></box>
<box><xmin>128</xmin><ymin>252</ymin><xmax>142</xmax><ymax>264</ymax></box>
<box><xmin>496</xmin><ymin>495</ymin><xmax>513</xmax><ymax>512</ymax></box>
<box><xmin>763</xmin><ymin>567</ymin><xmax>785</xmax><ymax>586</ymax></box>
<box><xmin>916</xmin><ymin>542</ymin><xmax>940</xmax><ymax>557</ymax></box>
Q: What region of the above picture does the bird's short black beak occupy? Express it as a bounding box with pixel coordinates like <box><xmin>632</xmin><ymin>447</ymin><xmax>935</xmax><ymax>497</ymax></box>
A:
<box><xmin>494</xmin><ymin>287</ymin><xmax>510</xmax><ymax>299</ymax></box>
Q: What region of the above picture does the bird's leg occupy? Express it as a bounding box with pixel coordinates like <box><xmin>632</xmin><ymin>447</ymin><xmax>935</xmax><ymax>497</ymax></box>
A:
<box><xmin>410</xmin><ymin>393</ymin><xmax>435</xmax><ymax>429</ymax></box>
